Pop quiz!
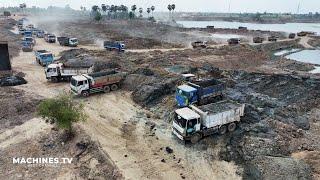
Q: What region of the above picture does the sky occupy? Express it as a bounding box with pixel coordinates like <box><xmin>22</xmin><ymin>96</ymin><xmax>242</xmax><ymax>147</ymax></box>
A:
<box><xmin>0</xmin><ymin>0</ymin><xmax>319</xmax><ymax>13</ymax></box>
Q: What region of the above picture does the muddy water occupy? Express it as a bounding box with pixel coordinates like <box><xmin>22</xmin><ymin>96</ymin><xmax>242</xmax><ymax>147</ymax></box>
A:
<box><xmin>178</xmin><ymin>21</ymin><xmax>320</xmax><ymax>35</ymax></box>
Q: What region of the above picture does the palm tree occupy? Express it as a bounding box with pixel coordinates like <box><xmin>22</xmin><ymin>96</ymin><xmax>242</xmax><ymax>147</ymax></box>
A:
<box><xmin>167</xmin><ymin>4</ymin><xmax>172</xmax><ymax>19</ymax></box>
<box><xmin>138</xmin><ymin>7</ymin><xmax>143</xmax><ymax>18</ymax></box>
<box><xmin>147</xmin><ymin>8</ymin><xmax>151</xmax><ymax>17</ymax></box>
<box><xmin>151</xmin><ymin>6</ymin><xmax>155</xmax><ymax>17</ymax></box>
<box><xmin>131</xmin><ymin>5</ymin><xmax>137</xmax><ymax>15</ymax></box>
<box><xmin>171</xmin><ymin>4</ymin><xmax>176</xmax><ymax>20</ymax></box>
<box><xmin>101</xmin><ymin>4</ymin><xmax>107</xmax><ymax>15</ymax></box>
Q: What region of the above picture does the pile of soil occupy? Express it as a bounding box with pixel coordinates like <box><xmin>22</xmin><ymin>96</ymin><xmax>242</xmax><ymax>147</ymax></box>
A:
<box><xmin>0</xmin><ymin>75</ymin><xmax>27</xmax><ymax>86</ymax></box>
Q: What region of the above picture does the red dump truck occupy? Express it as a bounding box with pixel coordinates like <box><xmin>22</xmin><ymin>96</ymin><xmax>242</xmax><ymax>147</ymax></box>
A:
<box><xmin>70</xmin><ymin>70</ymin><xmax>127</xmax><ymax>97</ymax></box>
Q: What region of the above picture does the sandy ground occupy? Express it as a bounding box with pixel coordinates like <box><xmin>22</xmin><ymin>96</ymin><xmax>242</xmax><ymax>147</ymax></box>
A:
<box><xmin>6</xmin><ymin>29</ymin><xmax>242</xmax><ymax>179</ymax></box>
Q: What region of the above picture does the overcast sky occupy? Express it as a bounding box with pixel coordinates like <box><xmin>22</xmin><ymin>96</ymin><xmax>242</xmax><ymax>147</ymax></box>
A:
<box><xmin>0</xmin><ymin>0</ymin><xmax>319</xmax><ymax>13</ymax></box>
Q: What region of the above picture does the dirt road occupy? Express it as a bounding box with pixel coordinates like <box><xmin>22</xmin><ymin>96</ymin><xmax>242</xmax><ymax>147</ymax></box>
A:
<box><xmin>8</xmin><ymin>33</ymin><xmax>242</xmax><ymax>179</ymax></box>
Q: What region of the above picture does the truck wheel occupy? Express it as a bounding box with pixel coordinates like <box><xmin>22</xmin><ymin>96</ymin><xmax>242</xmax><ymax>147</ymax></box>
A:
<box><xmin>219</xmin><ymin>125</ymin><xmax>227</xmax><ymax>135</ymax></box>
<box><xmin>81</xmin><ymin>91</ymin><xmax>89</xmax><ymax>97</ymax></box>
<box><xmin>51</xmin><ymin>77</ymin><xmax>58</xmax><ymax>83</ymax></box>
<box><xmin>228</xmin><ymin>123</ymin><xmax>237</xmax><ymax>132</ymax></box>
<box><xmin>111</xmin><ymin>84</ymin><xmax>118</xmax><ymax>91</ymax></box>
<box><xmin>190</xmin><ymin>133</ymin><xmax>202</xmax><ymax>144</ymax></box>
<box><xmin>103</xmin><ymin>86</ymin><xmax>111</xmax><ymax>93</ymax></box>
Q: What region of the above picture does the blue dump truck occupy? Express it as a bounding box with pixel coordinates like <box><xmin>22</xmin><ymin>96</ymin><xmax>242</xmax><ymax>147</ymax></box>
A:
<box><xmin>36</xmin><ymin>30</ymin><xmax>45</xmax><ymax>38</ymax></box>
<box><xmin>24</xmin><ymin>30</ymin><xmax>33</xmax><ymax>37</ymax></box>
<box><xmin>104</xmin><ymin>41</ymin><xmax>125</xmax><ymax>52</ymax></box>
<box><xmin>35</xmin><ymin>50</ymin><xmax>54</xmax><ymax>66</ymax></box>
<box><xmin>176</xmin><ymin>79</ymin><xmax>225</xmax><ymax>107</ymax></box>
<box><xmin>22</xmin><ymin>41</ymin><xmax>33</xmax><ymax>52</ymax></box>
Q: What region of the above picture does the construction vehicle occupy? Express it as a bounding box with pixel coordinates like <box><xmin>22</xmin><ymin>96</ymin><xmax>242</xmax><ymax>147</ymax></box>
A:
<box><xmin>228</xmin><ymin>38</ymin><xmax>240</xmax><ymax>45</ymax></box>
<box><xmin>19</xmin><ymin>28</ymin><xmax>25</xmax><ymax>35</ymax></box>
<box><xmin>172</xmin><ymin>100</ymin><xmax>245</xmax><ymax>143</ymax></box>
<box><xmin>289</xmin><ymin>33</ymin><xmax>296</xmax><ymax>39</ymax></box>
<box><xmin>191</xmin><ymin>41</ymin><xmax>207</xmax><ymax>48</ymax></box>
<box><xmin>35</xmin><ymin>50</ymin><xmax>54</xmax><ymax>66</ymax></box>
<box><xmin>24</xmin><ymin>30</ymin><xmax>32</xmax><ymax>37</ymax></box>
<box><xmin>176</xmin><ymin>79</ymin><xmax>225</xmax><ymax>107</ymax></box>
<box><xmin>104</xmin><ymin>41</ymin><xmax>125</xmax><ymax>52</ymax></box>
<box><xmin>253</xmin><ymin>37</ymin><xmax>264</xmax><ymax>43</ymax></box>
<box><xmin>23</xmin><ymin>36</ymin><xmax>36</xmax><ymax>46</ymax></box>
<box><xmin>57</xmin><ymin>37</ymin><xmax>78</xmax><ymax>47</ymax></box>
<box><xmin>268</xmin><ymin>36</ymin><xmax>278</xmax><ymax>42</ymax></box>
<box><xmin>45</xmin><ymin>63</ymin><xmax>93</xmax><ymax>82</ymax></box>
<box><xmin>238</xmin><ymin>26</ymin><xmax>248</xmax><ymax>30</ymax></box>
<box><xmin>36</xmin><ymin>30</ymin><xmax>45</xmax><ymax>38</ymax></box>
<box><xmin>21</xmin><ymin>41</ymin><xmax>33</xmax><ymax>52</ymax></box>
<box><xmin>70</xmin><ymin>70</ymin><xmax>127</xmax><ymax>97</ymax></box>
<box><xmin>44</xmin><ymin>34</ymin><xmax>56</xmax><ymax>43</ymax></box>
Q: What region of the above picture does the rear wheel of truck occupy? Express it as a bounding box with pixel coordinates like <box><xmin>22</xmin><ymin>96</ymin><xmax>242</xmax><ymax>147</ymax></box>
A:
<box><xmin>81</xmin><ymin>91</ymin><xmax>89</xmax><ymax>97</ymax></box>
<box><xmin>111</xmin><ymin>84</ymin><xmax>118</xmax><ymax>91</ymax></box>
<box><xmin>219</xmin><ymin>125</ymin><xmax>227</xmax><ymax>135</ymax></box>
<box><xmin>103</xmin><ymin>86</ymin><xmax>111</xmax><ymax>93</ymax></box>
<box><xmin>190</xmin><ymin>133</ymin><xmax>202</xmax><ymax>144</ymax></box>
<box><xmin>228</xmin><ymin>123</ymin><xmax>237</xmax><ymax>132</ymax></box>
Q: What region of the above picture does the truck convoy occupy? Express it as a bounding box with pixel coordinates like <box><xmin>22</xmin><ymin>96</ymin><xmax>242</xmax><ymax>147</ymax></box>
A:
<box><xmin>45</xmin><ymin>63</ymin><xmax>93</xmax><ymax>82</ymax></box>
<box><xmin>172</xmin><ymin>100</ymin><xmax>245</xmax><ymax>143</ymax></box>
<box><xmin>57</xmin><ymin>37</ymin><xmax>78</xmax><ymax>47</ymax></box>
<box><xmin>35</xmin><ymin>50</ymin><xmax>54</xmax><ymax>66</ymax></box>
<box><xmin>176</xmin><ymin>79</ymin><xmax>225</xmax><ymax>107</ymax></box>
<box><xmin>70</xmin><ymin>70</ymin><xmax>127</xmax><ymax>97</ymax></box>
<box><xmin>45</xmin><ymin>34</ymin><xmax>56</xmax><ymax>43</ymax></box>
<box><xmin>104</xmin><ymin>41</ymin><xmax>125</xmax><ymax>52</ymax></box>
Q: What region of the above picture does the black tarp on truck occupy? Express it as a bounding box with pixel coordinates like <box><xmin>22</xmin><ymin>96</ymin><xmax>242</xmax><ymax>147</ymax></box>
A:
<box><xmin>0</xmin><ymin>41</ymin><xmax>11</xmax><ymax>71</ymax></box>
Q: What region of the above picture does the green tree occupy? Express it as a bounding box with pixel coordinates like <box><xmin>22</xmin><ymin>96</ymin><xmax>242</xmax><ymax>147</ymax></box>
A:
<box><xmin>37</xmin><ymin>94</ymin><xmax>87</xmax><ymax>137</ymax></box>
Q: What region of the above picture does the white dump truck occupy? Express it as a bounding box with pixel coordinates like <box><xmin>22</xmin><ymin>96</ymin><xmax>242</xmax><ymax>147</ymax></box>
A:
<box><xmin>45</xmin><ymin>63</ymin><xmax>93</xmax><ymax>82</ymax></box>
<box><xmin>70</xmin><ymin>70</ymin><xmax>127</xmax><ymax>97</ymax></box>
<box><xmin>172</xmin><ymin>100</ymin><xmax>245</xmax><ymax>143</ymax></box>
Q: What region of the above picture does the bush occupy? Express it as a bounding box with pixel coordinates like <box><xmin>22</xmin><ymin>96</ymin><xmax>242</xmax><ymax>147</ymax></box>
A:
<box><xmin>94</xmin><ymin>12</ymin><xmax>102</xmax><ymax>21</ymax></box>
<box><xmin>37</xmin><ymin>94</ymin><xmax>87</xmax><ymax>136</ymax></box>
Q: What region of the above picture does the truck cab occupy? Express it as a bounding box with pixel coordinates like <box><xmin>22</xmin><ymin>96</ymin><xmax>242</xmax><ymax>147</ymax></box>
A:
<box><xmin>24</xmin><ymin>31</ymin><xmax>32</xmax><ymax>37</ymax></box>
<box><xmin>176</xmin><ymin>84</ymin><xmax>198</xmax><ymax>107</ymax></box>
<box><xmin>69</xmin><ymin>38</ymin><xmax>78</xmax><ymax>47</ymax></box>
<box><xmin>70</xmin><ymin>75</ymin><xmax>91</xmax><ymax>96</ymax></box>
<box><xmin>173</xmin><ymin>107</ymin><xmax>201</xmax><ymax>141</ymax></box>
<box><xmin>36</xmin><ymin>52</ymin><xmax>54</xmax><ymax>66</ymax></box>
<box><xmin>24</xmin><ymin>37</ymin><xmax>35</xmax><ymax>45</ymax></box>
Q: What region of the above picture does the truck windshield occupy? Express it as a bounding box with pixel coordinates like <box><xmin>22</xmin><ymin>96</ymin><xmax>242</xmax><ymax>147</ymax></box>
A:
<box><xmin>41</xmin><ymin>54</ymin><xmax>53</xmax><ymax>59</ymax></box>
<box><xmin>176</xmin><ymin>89</ymin><xmax>190</xmax><ymax>98</ymax></box>
<box><xmin>174</xmin><ymin>113</ymin><xmax>187</xmax><ymax>128</ymax></box>
<box><xmin>70</xmin><ymin>39</ymin><xmax>78</xmax><ymax>43</ymax></box>
<box><xmin>70</xmin><ymin>78</ymin><xmax>77</xmax><ymax>86</ymax></box>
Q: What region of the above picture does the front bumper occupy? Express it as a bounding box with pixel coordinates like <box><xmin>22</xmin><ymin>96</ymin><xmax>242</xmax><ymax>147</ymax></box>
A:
<box><xmin>172</xmin><ymin>128</ymin><xmax>184</xmax><ymax>141</ymax></box>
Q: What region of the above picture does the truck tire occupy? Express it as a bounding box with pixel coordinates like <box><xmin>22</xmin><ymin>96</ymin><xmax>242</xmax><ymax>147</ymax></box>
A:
<box><xmin>228</xmin><ymin>123</ymin><xmax>237</xmax><ymax>132</ymax></box>
<box><xmin>103</xmin><ymin>85</ymin><xmax>111</xmax><ymax>93</ymax></box>
<box><xmin>51</xmin><ymin>77</ymin><xmax>59</xmax><ymax>83</ymax></box>
<box><xmin>219</xmin><ymin>125</ymin><xmax>227</xmax><ymax>135</ymax></box>
<box><xmin>111</xmin><ymin>84</ymin><xmax>118</xmax><ymax>91</ymax></box>
<box><xmin>190</xmin><ymin>133</ymin><xmax>202</xmax><ymax>144</ymax></box>
<box><xmin>81</xmin><ymin>91</ymin><xmax>89</xmax><ymax>97</ymax></box>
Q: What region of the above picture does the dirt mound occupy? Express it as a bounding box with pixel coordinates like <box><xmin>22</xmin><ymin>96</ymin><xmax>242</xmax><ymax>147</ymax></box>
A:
<box><xmin>0</xmin><ymin>75</ymin><xmax>27</xmax><ymax>86</ymax></box>
<box><xmin>0</xmin><ymin>87</ymin><xmax>41</xmax><ymax>132</ymax></box>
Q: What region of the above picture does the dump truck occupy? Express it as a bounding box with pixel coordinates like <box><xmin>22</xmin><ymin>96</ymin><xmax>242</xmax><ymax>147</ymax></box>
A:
<box><xmin>176</xmin><ymin>79</ymin><xmax>225</xmax><ymax>107</ymax></box>
<box><xmin>289</xmin><ymin>33</ymin><xmax>296</xmax><ymax>39</ymax></box>
<box><xmin>191</xmin><ymin>41</ymin><xmax>207</xmax><ymax>48</ymax></box>
<box><xmin>104</xmin><ymin>41</ymin><xmax>125</xmax><ymax>51</ymax></box>
<box><xmin>35</xmin><ymin>50</ymin><xmax>54</xmax><ymax>66</ymax></box>
<box><xmin>36</xmin><ymin>30</ymin><xmax>45</xmax><ymax>38</ymax></box>
<box><xmin>45</xmin><ymin>63</ymin><xmax>93</xmax><ymax>82</ymax></box>
<box><xmin>21</xmin><ymin>41</ymin><xmax>33</xmax><ymax>52</ymax></box>
<box><xmin>70</xmin><ymin>70</ymin><xmax>127</xmax><ymax>97</ymax></box>
<box><xmin>44</xmin><ymin>34</ymin><xmax>56</xmax><ymax>43</ymax></box>
<box><xmin>228</xmin><ymin>38</ymin><xmax>240</xmax><ymax>45</ymax></box>
<box><xmin>24</xmin><ymin>30</ymin><xmax>32</xmax><ymax>37</ymax></box>
<box><xmin>253</xmin><ymin>37</ymin><xmax>264</xmax><ymax>43</ymax></box>
<box><xmin>57</xmin><ymin>37</ymin><xmax>78</xmax><ymax>47</ymax></box>
<box><xmin>19</xmin><ymin>28</ymin><xmax>25</xmax><ymax>35</ymax></box>
<box><xmin>23</xmin><ymin>36</ymin><xmax>36</xmax><ymax>46</ymax></box>
<box><xmin>172</xmin><ymin>100</ymin><xmax>245</xmax><ymax>143</ymax></box>
<box><xmin>238</xmin><ymin>26</ymin><xmax>248</xmax><ymax>30</ymax></box>
<box><xmin>268</xmin><ymin>36</ymin><xmax>278</xmax><ymax>42</ymax></box>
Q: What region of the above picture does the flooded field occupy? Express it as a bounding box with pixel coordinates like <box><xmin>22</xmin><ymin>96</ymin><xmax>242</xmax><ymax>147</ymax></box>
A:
<box><xmin>285</xmin><ymin>49</ymin><xmax>320</xmax><ymax>65</ymax></box>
